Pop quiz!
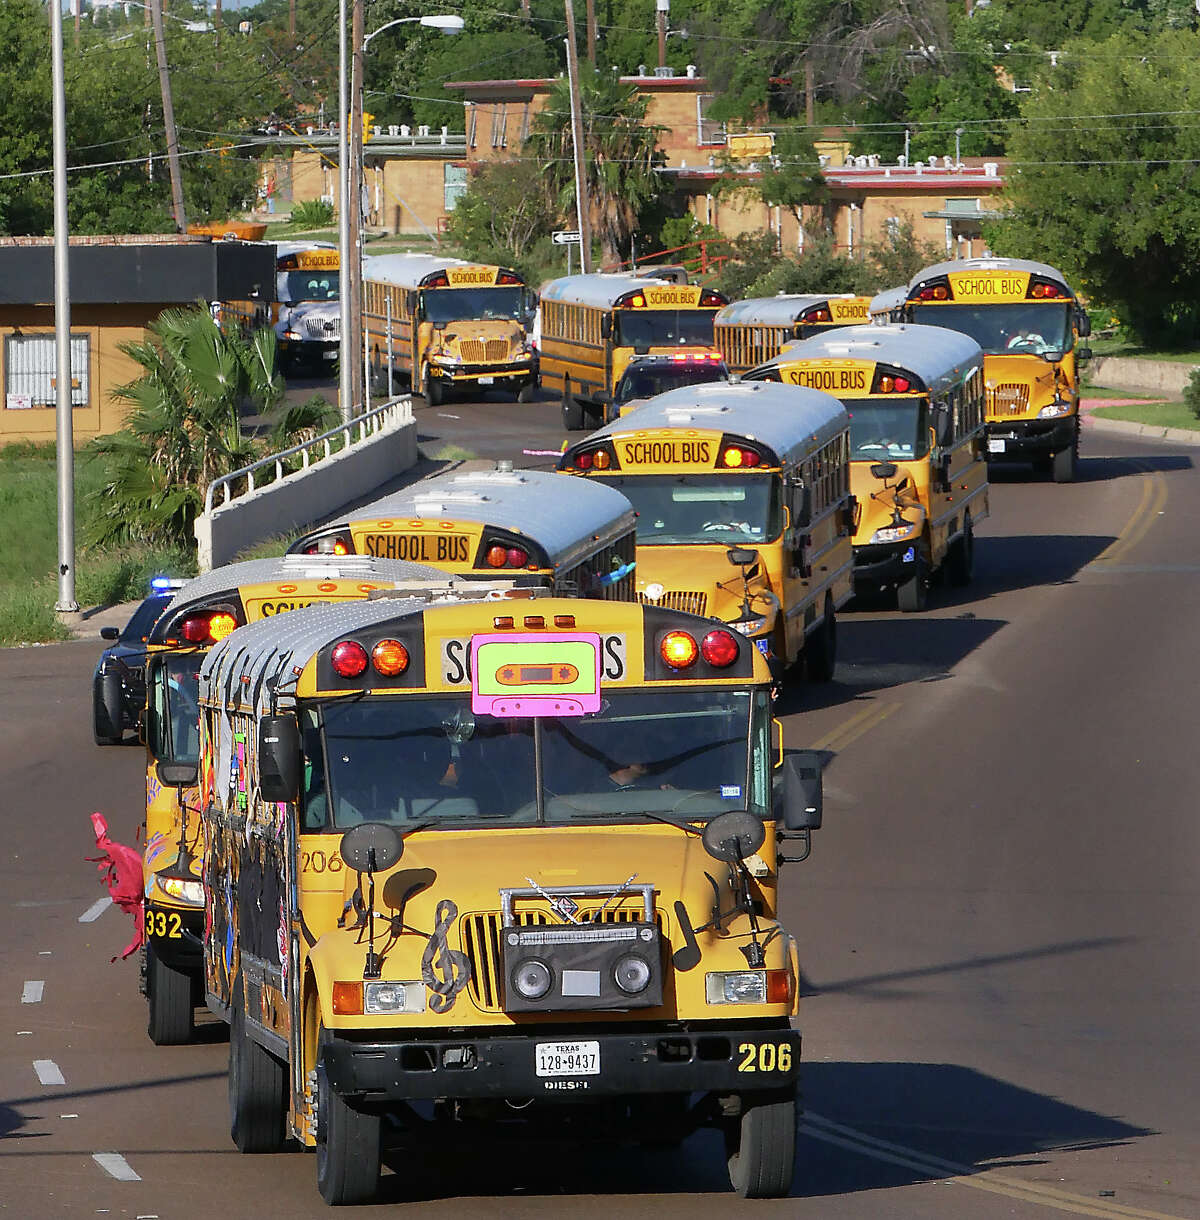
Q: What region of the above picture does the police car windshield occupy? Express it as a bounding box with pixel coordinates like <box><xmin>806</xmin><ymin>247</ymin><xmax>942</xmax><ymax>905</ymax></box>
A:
<box><xmin>615</xmin><ymin>363</ymin><xmax>727</xmax><ymax>403</ymax></box>
<box><xmin>841</xmin><ymin>399</ymin><xmax>930</xmax><ymax>461</ymax></box>
<box><xmin>909</xmin><ymin>302</ymin><xmax>1071</xmax><ymax>357</ymax></box>
<box><xmin>424</xmin><ymin>287</ymin><xmax>525</xmax><ymax>325</ymax></box>
<box><xmin>592</xmin><ymin>474</ymin><xmax>782</xmax><ymax>546</ymax></box>
<box><xmin>304</xmin><ymin>689</ymin><xmax>769</xmax><ymax>830</ymax></box>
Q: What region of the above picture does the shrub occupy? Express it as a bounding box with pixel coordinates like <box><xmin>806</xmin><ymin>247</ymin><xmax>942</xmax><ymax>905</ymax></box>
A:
<box><xmin>290</xmin><ymin>198</ymin><xmax>335</xmax><ymax>229</ymax></box>
<box><xmin>1184</xmin><ymin>368</ymin><xmax>1200</xmax><ymax>421</ymax></box>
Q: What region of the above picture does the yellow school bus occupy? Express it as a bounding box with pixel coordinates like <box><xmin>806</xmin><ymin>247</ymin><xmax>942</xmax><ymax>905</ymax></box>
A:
<box><xmin>362</xmin><ymin>254</ymin><xmax>536</xmax><ymax>405</ymax></box>
<box><xmin>537</xmin><ymin>271</ymin><xmax>728</xmax><ymax>432</ymax></box>
<box><xmin>895</xmin><ymin>258</ymin><xmax>1092</xmax><ymax>482</ymax></box>
<box><xmin>138</xmin><ymin>553</ymin><xmax>461</xmax><ymax>1045</ymax></box>
<box><xmin>747</xmin><ymin>323</ymin><xmax>989</xmax><ymax>612</ymax></box>
<box><xmin>558</xmin><ymin>381</ymin><xmax>854</xmax><ymax>681</ymax></box>
<box><xmin>198</xmin><ymin>590</ymin><xmax>824</xmax><ymax>1202</ymax></box>
<box><xmin>714</xmin><ymin>294</ymin><xmax>873</xmax><ymax>375</ymax></box>
<box><xmin>287</xmin><ymin>464</ymin><xmax>638</xmax><ymax>601</ymax></box>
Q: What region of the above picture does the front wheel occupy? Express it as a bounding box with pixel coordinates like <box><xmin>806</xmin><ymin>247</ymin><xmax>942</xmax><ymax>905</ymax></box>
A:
<box><xmin>897</xmin><ymin>558</ymin><xmax>929</xmax><ymax>613</ymax></box>
<box><xmin>146</xmin><ymin>942</ymin><xmax>194</xmax><ymax>1045</ymax></box>
<box><xmin>229</xmin><ymin>1006</ymin><xmax>288</xmax><ymax>1153</ymax></box>
<box><xmin>421</xmin><ymin>365</ymin><xmax>443</xmax><ymax>407</ymax></box>
<box><xmin>804</xmin><ymin>598</ymin><xmax>837</xmax><ymax>682</ymax></box>
<box><xmin>946</xmin><ymin>514</ymin><xmax>974</xmax><ymax>587</ymax></box>
<box><xmin>517</xmin><ymin>380</ymin><xmax>537</xmax><ymax>404</ymax></box>
<box><xmin>92</xmin><ymin>677</ymin><xmax>122</xmax><ymax>746</ymax></box>
<box><xmin>562</xmin><ymin>379</ymin><xmax>586</xmax><ymax>431</ymax></box>
<box><xmin>1052</xmin><ymin>439</ymin><xmax>1078</xmax><ymax>483</ymax></box>
<box><xmin>316</xmin><ymin>1050</ymin><xmax>381</xmax><ymax>1204</ymax></box>
<box><xmin>725</xmin><ymin>1090</ymin><xmax>797</xmax><ymax>1199</ymax></box>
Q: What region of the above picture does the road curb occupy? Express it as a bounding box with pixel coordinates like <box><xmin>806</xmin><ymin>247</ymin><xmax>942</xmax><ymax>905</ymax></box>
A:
<box><xmin>1083</xmin><ymin>413</ymin><xmax>1200</xmax><ymax>447</ymax></box>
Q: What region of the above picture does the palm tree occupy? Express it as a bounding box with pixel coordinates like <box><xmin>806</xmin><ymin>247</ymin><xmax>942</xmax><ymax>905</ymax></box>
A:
<box><xmin>527</xmin><ymin>70</ymin><xmax>666</xmax><ymax>266</ymax></box>
<box><xmin>89</xmin><ymin>305</ymin><xmax>336</xmax><ymax>550</ymax></box>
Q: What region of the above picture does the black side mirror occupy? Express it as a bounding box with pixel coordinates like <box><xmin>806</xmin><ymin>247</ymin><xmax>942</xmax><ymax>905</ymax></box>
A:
<box><xmin>870</xmin><ymin>461</ymin><xmax>897</xmax><ymax>481</ymax></box>
<box><xmin>780</xmin><ymin>750</ymin><xmax>823</xmax><ymax>831</ymax></box>
<box><xmin>600</xmin><ymin>315</ymin><xmax>612</xmax><ymax>340</ymax></box>
<box><xmin>100</xmin><ymin>626</ymin><xmax>120</xmax><ymax>641</ymax></box>
<box><xmin>937</xmin><ymin>453</ymin><xmax>952</xmax><ymax>492</ymax></box>
<box><xmin>340</xmin><ymin>822</ymin><xmax>405</xmax><ymax>873</ymax></box>
<box><xmin>794</xmin><ymin>484</ymin><xmax>813</xmax><ymax>528</ymax></box>
<box><xmin>157</xmin><ymin>760</ymin><xmax>198</xmax><ymax>788</ymax></box>
<box><xmin>415</xmin><ymin>291</ymin><xmax>426</xmax><ymax>321</ymax></box>
<box><xmin>701</xmin><ymin>809</ymin><xmax>766</xmax><ymax>863</ymax></box>
<box><xmin>1077</xmin><ymin>346</ymin><xmax>1093</xmax><ymax>362</ymax></box>
<box><xmin>1076</xmin><ymin>311</ymin><xmax>1092</xmax><ymax>338</ymax></box>
<box><xmin>258</xmin><ymin>714</ymin><xmax>301</xmax><ymax>804</ymax></box>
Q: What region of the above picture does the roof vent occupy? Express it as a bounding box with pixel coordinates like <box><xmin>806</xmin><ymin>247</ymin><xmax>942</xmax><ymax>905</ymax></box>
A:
<box><xmin>654</xmin><ymin>66</ymin><xmax>675</xmax><ymax>77</ymax></box>
<box><xmin>686</xmin><ymin>64</ymin><xmax>696</xmax><ymax>77</ymax></box>
<box><xmin>495</xmin><ymin>459</ymin><xmax>514</xmax><ymax>473</ymax></box>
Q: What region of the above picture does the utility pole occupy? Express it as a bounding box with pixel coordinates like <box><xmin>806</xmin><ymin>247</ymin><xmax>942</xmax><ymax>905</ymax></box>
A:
<box><xmin>562</xmin><ymin>6</ymin><xmax>593</xmax><ymax>273</ymax></box>
<box><xmin>585</xmin><ymin>0</ymin><xmax>596</xmax><ymax>64</ymax></box>
<box><xmin>150</xmin><ymin>0</ymin><xmax>187</xmax><ymax>231</ymax></box>
<box><xmin>52</xmin><ymin>0</ymin><xmax>78</xmax><ymax>615</ymax></box>
<box><xmin>337</xmin><ymin>0</ymin><xmax>353</xmax><ymax>422</ymax></box>
<box><xmin>348</xmin><ymin>0</ymin><xmax>365</xmax><ymax>416</ymax></box>
<box><xmin>289</xmin><ymin>0</ymin><xmax>296</xmax><ymax>39</ymax></box>
<box><xmin>214</xmin><ymin>0</ymin><xmax>222</xmax><ymax>50</ymax></box>
<box><xmin>656</xmin><ymin>0</ymin><xmax>668</xmax><ymax>70</ymax></box>
<box><xmin>805</xmin><ymin>60</ymin><xmax>814</xmax><ymax>129</ymax></box>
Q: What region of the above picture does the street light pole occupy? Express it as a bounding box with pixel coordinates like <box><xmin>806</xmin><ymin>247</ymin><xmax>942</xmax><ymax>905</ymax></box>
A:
<box><xmin>562</xmin><ymin>11</ymin><xmax>592</xmax><ymax>273</ymax></box>
<box><xmin>51</xmin><ymin>0</ymin><xmax>77</xmax><ymax>614</ymax></box>
<box><xmin>337</xmin><ymin>0</ymin><xmax>353</xmax><ymax>422</ymax></box>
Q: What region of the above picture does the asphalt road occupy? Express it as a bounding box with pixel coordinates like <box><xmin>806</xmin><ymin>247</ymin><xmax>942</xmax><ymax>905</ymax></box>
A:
<box><xmin>2</xmin><ymin>390</ymin><xmax>1197</xmax><ymax>1218</ymax></box>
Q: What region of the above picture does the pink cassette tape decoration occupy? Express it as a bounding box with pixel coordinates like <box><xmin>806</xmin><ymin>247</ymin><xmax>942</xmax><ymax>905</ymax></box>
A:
<box><xmin>470</xmin><ymin>632</ymin><xmax>602</xmax><ymax>717</ymax></box>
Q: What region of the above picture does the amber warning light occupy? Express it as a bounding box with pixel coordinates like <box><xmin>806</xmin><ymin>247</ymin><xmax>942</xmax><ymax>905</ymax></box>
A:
<box><xmin>470</xmin><ymin>633</ymin><xmax>602</xmax><ymax>717</ymax></box>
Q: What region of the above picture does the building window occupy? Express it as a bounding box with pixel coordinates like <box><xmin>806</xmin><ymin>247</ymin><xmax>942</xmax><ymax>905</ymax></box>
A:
<box><xmin>490</xmin><ymin>103</ymin><xmax>508</xmax><ymax>150</ymax></box>
<box><xmin>697</xmin><ymin>94</ymin><xmax>725</xmax><ymax>146</ymax></box>
<box><xmin>445</xmin><ymin>163</ymin><xmax>468</xmax><ymax>212</ymax></box>
<box><xmin>4</xmin><ymin>333</ymin><xmax>89</xmax><ymax>409</ymax></box>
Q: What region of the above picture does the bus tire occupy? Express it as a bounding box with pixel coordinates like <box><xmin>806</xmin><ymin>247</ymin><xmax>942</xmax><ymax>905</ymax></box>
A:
<box><xmin>517</xmin><ymin>380</ymin><xmax>537</xmax><ymax>403</ymax></box>
<box><xmin>804</xmin><ymin>597</ymin><xmax>837</xmax><ymax>683</ymax></box>
<box><xmin>146</xmin><ymin>942</ymin><xmax>194</xmax><ymax>1045</ymax></box>
<box><xmin>897</xmin><ymin>559</ymin><xmax>928</xmax><ymax>613</ymax></box>
<box><xmin>1052</xmin><ymin>440</ymin><xmax>1077</xmax><ymax>483</ymax></box>
<box><xmin>946</xmin><ymin>513</ymin><xmax>974</xmax><ymax>587</ymax></box>
<box><xmin>92</xmin><ymin>676</ymin><xmax>123</xmax><ymax>746</ymax></box>
<box><xmin>562</xmin><ymin>382</ymin><xmax>586</xmax><ymax>431</ymax></box>
<box><xmin>421</xmin><ymin>365</ymin><xmax>443</xmax><ymax>407</ymax></box>
<box><xmin>725</xmin><ymin>1090</ymin><xmax>797</xmax><ymax>1199</ymax></box>
<box><xmin>229</xmin><ymin>1003</ymin><xmax>288</xmax><ymax>1153</ymax></box>
<box><xmin>316</xmin><ymin>1041</ymin><xmax>381</xmax><ymax>1205</ymax></box>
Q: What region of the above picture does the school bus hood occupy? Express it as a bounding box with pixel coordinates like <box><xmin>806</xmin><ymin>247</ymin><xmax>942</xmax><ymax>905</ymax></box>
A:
<box><xmin>983</xmin><ymin>354</ymin><xmax>1063</xmax><ymax>417</ymax></box>
<box><xmin>634</xmin><ymin>544</ymin><xmax>779</xmax><ymax>624</ymax></box>
<box><xmin>850</xmin><ymin>463</ymin><xmax>926</xmax><ymax>545</ymax></box>
<box><xmin>339</xmin><ymin>823</ymin><xmax>748</xmax><ymax>928</ymax></box>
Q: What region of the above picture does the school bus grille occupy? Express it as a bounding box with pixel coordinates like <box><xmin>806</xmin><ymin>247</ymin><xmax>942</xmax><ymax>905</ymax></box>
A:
<box><xmin>303</xmin><ymin>316</ymin><xmax>340</xmax><ymax>340</ymax></box>
<box><xmin>637</xmin><ymin>590</ymin><xmax>708</xmax><ymax>616</ymax></box>
<box><xmin>987</xmin><ymin>383</ymin><xmax>1029</xmax><ymax>415</ymax></box>
<box><xmin>459</xmin><ymin>339</ymin><xmax>511</xmax><ymax>364</ymax></box>
<box><xmin>460</xmin><ymin>907</ymin><xmax>666</xmax><ymax>1012</ymax></box>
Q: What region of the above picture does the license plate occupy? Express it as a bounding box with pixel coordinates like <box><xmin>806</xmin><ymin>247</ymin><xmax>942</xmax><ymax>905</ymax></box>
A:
<box><xmin>535</xmin><ymin>1040</ymin><xmax>600</xmax><ymax>1077</ymax></box>
<box><xmin>477</xmin><ymin>376</ymin><xmax>494</xmax><ymax>386</ymax></box>
<box><xmin>987</xmin><ymin>438</ymin><xmax>1006</xmax><ymax>453</ymax></box>
<box><xmin>322</xmin><ymin>350</ymin><xmax>338</xmax><ymax>360</ymax></box>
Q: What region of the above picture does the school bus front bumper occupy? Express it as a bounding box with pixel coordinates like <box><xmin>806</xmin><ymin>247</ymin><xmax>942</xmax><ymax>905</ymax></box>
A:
<box><xmin>984</xmin><ymin>414</ymin><xmax>1077</xmax><ymax>461</ymax></box>
<box><xmin>428</xmin><ymin>355</ymin><xmax>534</xmax><ymax>384</ymax></box>
<box><xmin>853</xmin><ymin>541</ymin><xmax>921</xmax><ymax>592</ymax></box>
<box><xmin>143</xmin><ymin>901</ymin><xmax>204</xmax><ymax>971</ymax></box>
<box><xmin>319</xmin><ymin>1022</ymin><xmax>800</xmax><ymax>1103</ymax></box>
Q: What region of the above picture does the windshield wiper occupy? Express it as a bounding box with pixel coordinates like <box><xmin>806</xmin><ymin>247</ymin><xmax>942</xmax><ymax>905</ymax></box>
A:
<box><xmin>565</xmin><ymin>807</ymin><xmax>702</xmax><ymax>836</ymax></box>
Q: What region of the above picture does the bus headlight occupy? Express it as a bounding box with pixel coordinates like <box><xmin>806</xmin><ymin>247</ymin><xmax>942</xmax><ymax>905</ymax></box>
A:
<box><xmin>870</xmin><ymin>520</ymin><xmax>919</xmax><ymax>544</ymax></box>
<box><xmin>705</xmin><ymin>970</ymin><xmax>791</xmax><ymax>1005</ymax></box>
<box><xmin>1038</xmin><ymin>399</ymin><xmax>1073</xmax><ymax>418</ymax></box>
<box><xmin>155</xmin><ymin>876</ymin><xmax>204</xmax><ymax>906</ymax></box>
<box><xmin>364</xmin><ymin>981</ymin><xmax>426</xmax><ymax>1015</ymax></box>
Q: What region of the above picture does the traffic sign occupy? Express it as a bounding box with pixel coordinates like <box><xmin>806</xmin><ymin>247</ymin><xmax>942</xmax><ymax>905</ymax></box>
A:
<box><xmin>552</xmin><ymin>230</ymin><xmax>582</xmax><ymax>245</ymax></box>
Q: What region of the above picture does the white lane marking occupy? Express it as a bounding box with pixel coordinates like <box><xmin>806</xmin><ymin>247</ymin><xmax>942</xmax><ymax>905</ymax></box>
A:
<box><xmin>33</xmin><ymin>1059</ymin><xmax>65</xmax><ymax>1086</ymax></box>
<box><xmin>79</xmin><ymin>897</ymin><xmax>113</xmax><ymax>923</ymax></box>
<box><xmin>17</xmin><ymin>1030</ymin><xmax>32</xmax><ymax>1036</ymax></box>
<box><xmin>60</xmin><ymin>1113</ymin><xmax>79</xmax><ymax>1119</ymax></box>
<box><xmin>21</xmin><ymin>981</ymin><xmax>45</xmax><ymax>1003</ymax></box>
<box><xmin>92</xmin><ymin>1152</ymin><xmax>141</xmax><ymax>1182</ymax></box>
<box><xmin>38</xmin><ymin>949</ymin><xmax>52</xmax><ymax>955</ymax></box>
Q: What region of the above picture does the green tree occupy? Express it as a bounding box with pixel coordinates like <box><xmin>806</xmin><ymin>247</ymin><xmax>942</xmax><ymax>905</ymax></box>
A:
<box><xmin>991</xmin><ymin>29</ymin><xmax>1200</xmax><ymax>345</ymax></box>
<box><xmin>443</xmin><ymin>158</ymin><xmax>558</xmax><ymax>280</ymax></box>
<box><xmin>712</xmin><ymin>233</ymin><xmax>869</xmax><ymax>298</ymax></box>
<box><xmin>713</xmin><ymin>132</ymin><xmax>828</xmax><ymax>238</ymax></box>
<box><xmin>90</xmin><ymin>307</ymin><xmax>336</xmax><ymax>550</ymax></box>
<box><xmin>863</xmin><ymin>216</ymin><xmax>944</xmax><ymax>289</ymax></box>
<box><xmin>0</xmin><ymin>0</ymin><xmax>52</xmax><ymax>234</ymax></box>
<box><xmin>527</xmin><ymin>68</ymin><xmax>667</xmax><ymax>266</ymax></box>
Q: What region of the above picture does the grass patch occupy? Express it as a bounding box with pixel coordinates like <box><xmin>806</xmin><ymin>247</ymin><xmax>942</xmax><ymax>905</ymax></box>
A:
<box><xmin>1090</xmin><ymin>338</ymin><xmax>1200</xmax><ymax>363</ymax></box>
<box><xmin>0</xmin><ymin>444</ymin><xmax>194</xmax><ymax>647</ymax></box>
<box><xmin>1091</xmin><ymin>401</ymin><xmax>1200</xmax><ymax>431</ymax></box>
<box><xmin>422</xmin><ymin>444</ymin><xmax>478</xmax><ymax>462</ymax></box>
<box><xmin>1080</xmin><ymin>384</ymin><xmax>1174</xmax><ymax>401</ymax></box>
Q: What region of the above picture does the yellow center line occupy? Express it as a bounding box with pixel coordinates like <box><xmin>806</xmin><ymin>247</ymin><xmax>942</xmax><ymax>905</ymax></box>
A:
<box><xmin>1094</xmin><ymin>460</ymin><xmax>1168</xmax><ymax>567</ymax></box>
<box><xmin>804</xmin><ymin>1114</ymin><xmax>1189</xmax><ymax>1220</ymax></box>
<box><xmin>809</xmin><ymin>701</ymin><xmax>898</xmax><ymax>754</ymax></box>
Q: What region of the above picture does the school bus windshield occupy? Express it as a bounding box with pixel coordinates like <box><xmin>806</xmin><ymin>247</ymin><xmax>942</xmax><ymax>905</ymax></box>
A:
<box><xmin>842</xmin><ymin>398</ymin><xmax>931</xmax><ymax>461</ymax></box>
<box><xmin>909</xmin><ymin>302</ymin><xmax>1072</xmax><ymax>357</ymax></box>
<box><xmin>302</xmin><ymin>689</ymin><xmax>769</xmax><ymax>830</ymax></box>
<box><xmin>615</xmin><ymin>310</ymin><xmax>717</xmax><ymax>349</ymax></box>
<box><xmin>281</xmin><ymin>271</ymin><xmax>339</xmax><ymax>303</ymax></box>
<box><xmin>424</xmin><ymin>287</ymin><xmax>525</xmax><ymax>325</ymax></box>
<box><xmin>593</xmin><ymin>474</ymin><xmax>782</xmax><ymax>546</ymax></box>
<box><xmin>161</xmin><ymin>654</ymin><xmax>202</xmax><ymax>765</ymax></box>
